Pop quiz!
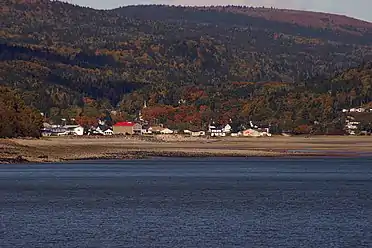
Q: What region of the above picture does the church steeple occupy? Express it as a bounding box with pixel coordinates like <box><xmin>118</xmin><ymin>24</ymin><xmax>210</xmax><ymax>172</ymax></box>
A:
<box><xmin>138</xmin><ymin>100</ymin><xmax>147</xmax><ymax>122</ymax></box>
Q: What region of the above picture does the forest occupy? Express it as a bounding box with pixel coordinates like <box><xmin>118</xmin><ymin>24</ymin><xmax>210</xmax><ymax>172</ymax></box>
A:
<box><xmin>1</xmin><ymin>0</ymin><xmax>372</xmax><ymax>134</ymax></box>
<box><xmin>0</xmin><ymin>86</ymin><xmax>43</xmax><ymax>138</ymax></box>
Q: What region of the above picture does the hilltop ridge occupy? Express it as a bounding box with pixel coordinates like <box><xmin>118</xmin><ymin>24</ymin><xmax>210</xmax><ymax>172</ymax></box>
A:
<box><xmin>206</xmin><ymin>6</ymin><xmax>372</xmax><ymax>31</ymax></box>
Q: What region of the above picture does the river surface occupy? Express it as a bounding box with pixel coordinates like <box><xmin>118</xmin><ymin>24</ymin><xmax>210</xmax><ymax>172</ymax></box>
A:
<box><xmin>1</xmin><ymin>157</ymin><xmax>372</xmax><ymax>247</ymax></box>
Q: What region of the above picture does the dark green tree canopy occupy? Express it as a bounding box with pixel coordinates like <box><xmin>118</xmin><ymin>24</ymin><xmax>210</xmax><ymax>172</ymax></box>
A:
<box><xmin>0</xmin><ymin>86</ymin><xmax>43</xmax><ymax>138</ymax></box>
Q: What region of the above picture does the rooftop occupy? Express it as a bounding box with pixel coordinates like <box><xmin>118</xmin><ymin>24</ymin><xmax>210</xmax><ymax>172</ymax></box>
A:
<box><xmin>114</xmin><ymin>122</ymin><xmax>136</xmax><ymax>127</ymax></box>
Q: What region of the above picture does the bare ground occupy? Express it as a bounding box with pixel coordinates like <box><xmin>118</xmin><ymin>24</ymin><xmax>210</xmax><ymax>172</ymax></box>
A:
<box><xmin>1</xmin><ymin>135</ymin><xmax>371</xmax><ymax>163</ymax></box>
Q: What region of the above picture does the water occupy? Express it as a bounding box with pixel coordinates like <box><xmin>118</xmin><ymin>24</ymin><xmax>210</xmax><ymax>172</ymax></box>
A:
<box><xmin>1</xmin><ymin>157</ymin><xmax>372</xmax><ymax>247</ymax></box>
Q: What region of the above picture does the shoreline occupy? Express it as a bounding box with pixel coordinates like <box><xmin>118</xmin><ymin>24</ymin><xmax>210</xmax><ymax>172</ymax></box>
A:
<box><xmin>0</xmin><ymin>150</ymin><xmax>357</xmax><ymax>164</ymax></box>
<box><xmin>1</xmin><ymin>136</ymin><xmax>371</xmax><ymax>164</ymax></box>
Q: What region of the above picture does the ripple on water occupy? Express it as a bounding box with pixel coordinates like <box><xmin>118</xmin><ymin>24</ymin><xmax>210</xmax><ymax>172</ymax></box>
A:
<box><xmin>1</xmin><ymin>158</ymin><xmax>372</xmax><ymax>247</ymax></box>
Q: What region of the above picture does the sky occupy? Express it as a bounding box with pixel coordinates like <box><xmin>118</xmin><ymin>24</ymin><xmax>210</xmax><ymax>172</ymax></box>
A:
<box><xmin>64</xmin><ymin>0</ymin><xmax>372</xmax><ymax>22</ymax></box>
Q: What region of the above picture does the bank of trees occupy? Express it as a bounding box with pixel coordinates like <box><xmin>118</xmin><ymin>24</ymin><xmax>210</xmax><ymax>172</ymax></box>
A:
<box><xmin>0</xmin><ymin>86</ymin><xmax>43</xmax><ymax>138</ymax></box>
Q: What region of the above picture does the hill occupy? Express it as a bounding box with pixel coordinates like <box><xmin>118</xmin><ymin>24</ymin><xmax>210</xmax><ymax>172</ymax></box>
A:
<box><xmin>1</xmin><ymin>0</ymin><xmax>372</xmax><ymax>132</ymax></box>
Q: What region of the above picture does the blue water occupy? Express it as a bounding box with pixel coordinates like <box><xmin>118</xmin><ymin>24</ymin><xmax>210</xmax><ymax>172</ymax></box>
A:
<box><xmin>1</xmin><ymin>157</ymin><xmax>372</xmax><ymax>247</ymax></box>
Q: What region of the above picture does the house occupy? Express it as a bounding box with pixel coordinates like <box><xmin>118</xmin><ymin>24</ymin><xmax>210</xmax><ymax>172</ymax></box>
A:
<box><xmin>243</xmin><ymin>129</ymin><xmax>261</xmax><ymax>137</ymax></box>
<box><xmin>223</xmin><ymin>124</ymin><xmax>232</xmax><ymax>133</ymax></box>
<box><xmin>141</xmin><ymin>125</ymin><xmax>152</xmax><ymax>134</ymax></box>
<box><xmin>191</xmin><ymin>131</ymin><xmax>205</xmax><ymax>137</ymax></box>
<box><xmin>87</xmin><ymin>128</ymin><xmax>103</xmax><ymax>136</ymax></box>
<box><xmin>43</xmin><ymin>122</ymin><xmax>53</xmax><ymax>129</ymax></box>
<box><xmin>93</xmin><ymin>125</ymin><xmax>114</xmax><ymax>136</ymax></box>
<box><xmin>148</xmin><ymin>125</ymin><xmax>164</xmax><ymax>134</ymax></box>
<box><xmin>183</xmin><ymin>129</ymin><xmax>205</xmax><ymax>137</ymax></box>
<box><xmin>258</xmin><ymin>127</ymin><xmax>271</xmax><ymax>136</ymax></box>
<box><xmin>49</xmin><ymin>127</ymin><xmax>69</xmax><ymax>136</ymax></box>
<box><xmin>64</xmin><ymin>125</ymin><xmax>84</xmax><ymax>136</ymax></box>
<box><xmin>244</xmin><ymin>121</ymin><xmax>272</xmax><ymax>137</ymax></box>
<box><xmin>57</xmin><ymin>130</ymin><xmax>70</xmax><ymax>136</ymax></box>
<box><xmin>345</xmin><ymin>116</ymin><xmax>361</xmax><ymax>135</ymax></box>
<box><xmin>41</xmin><ymin>123</ymin><xmax>53</xmax><ymax>136</ymax></box>
<box><xmin>243</xmin><ymin>128</ymin><xmax>272</xmax><ymax>137</ymax></box>
<box><xmin>41</xmin><ymin>125</ymin><xmax>69</xmax><ymax>136</ymax></box>
<box><xmin>103</xmin><ymin>128</ymin><xmax>114</xmax><ymax>136</ymax></box>
<box><xmin>160</xmin><ymin>128</ymin><xmax>174</xmax><ymax>134</ymax></box>
<box><xmin>41</xmin><ymin>130</ymin><xmax>52</xmax><ymax>137</ymax></box>
<box><xmin>183</xmin><ymin>130</ymin><xmax>192</xmax><ymax>135</ymax></box>
<box><xmin>113</xmin><ymin>122</ymin><xmax>142</xmax><ymax>135</ymax></box>
<box><xmin>145</xmin><ymin>125</ymin><xmax>174</xmax><ymax>134</ymax></box>
<box><xmin>208</xmin><ymin>124</ymin><xmax>226</xmax><ymax>137</ymax></box>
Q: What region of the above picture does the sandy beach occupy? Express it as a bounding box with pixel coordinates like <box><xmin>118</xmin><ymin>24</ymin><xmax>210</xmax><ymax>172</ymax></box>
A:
<box><xmin>1</xmin><ymin>135</ymin><xmax>372</xmax><ymax>163</ymax></box>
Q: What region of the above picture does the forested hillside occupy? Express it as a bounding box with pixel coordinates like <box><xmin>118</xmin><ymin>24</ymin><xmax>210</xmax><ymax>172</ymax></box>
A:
<box><xmin>1</xmin><ymin>0</ymin><xmax>372</xmax><ymax>132</ymax></box>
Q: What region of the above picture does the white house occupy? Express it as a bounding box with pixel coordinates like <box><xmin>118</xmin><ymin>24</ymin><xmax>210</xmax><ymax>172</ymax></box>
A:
<box><xmin>211</xmin><ymin>132</ymin><xmax>226</xmax><ymax>137</ymax></box>
<box><xmin>75</xmin><ymin>127</ymin><xmax>84</xmax><ymax>136</ymax></box>
<box><xmin>64</xmin><ymin>125</ymin><xmax>84</xmax><ymax>136</ymax></box>
<box><xmin>142</xmin><ymin>129</ymin><xmax>152</xmax><ymax>134</ymax></box>
<box><xmin>223</xmin><ymin>124</ymin><xmax>232</xmax><ymax>133</ymax></box>
<box><xmin>94</xmin><ymin>126</ymin><xmax>114</xmax><ymax>136</ymax></box>
<box><xmin>160</xmin><ymin>128</ymin><xmax>174</xmax><ymax>134</ymax></box>
<box><xmin>349</xmin><ymin>108</ymin><xmax>357</xmax><ymax>112</ymax></box>
<box><xmin>148</xmin><ymin>125</ymin><xmax>164</xmax><ymax>134</ymax></box>
<box><xmin>209</xmin><ymin>125</ymin><xmax>226</xmax><ymax>137</ymax></box>
<box><xmin>57</xmin><ymin>131</ymin><xmax>70</xmax><ymax>136</ymax></box>
<box><xmin>183</xmin><ymin>130</ymin><xmax>192</xmax><ymax>134</ymax></box>
<box><xmin>345</xmin><ymin>116</ymin><xmax>361</xmax><ymax>135</ymax></box>
<box><xmin>103</xmin><ymin>129</ymin><xmax>114</xmax><ymax>136</ymax></box>
<box><xmin>43</xmin><ymin>122</ymin><xmax>53</xmax><ymax>129</ymax></box>
<box><xmin>191</xmin><ymin>131</ymin><xmax>205</xmax><ymax>137</ymax></box>
<box><xmin>73</xmin><ymin>126</ymin><xmax>84</xmax><ymax>136</ymax></box>
<box><xmin>184</xmin><ymin>129</ymin><xmax>206</xmax><ymax>136</ymax></box>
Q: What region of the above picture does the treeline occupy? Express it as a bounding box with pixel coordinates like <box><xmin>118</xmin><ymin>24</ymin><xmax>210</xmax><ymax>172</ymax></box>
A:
<box><xmin>0</xmin><ymin>86</ymin><xmax>43</xmax><ymax>138</ymax></box>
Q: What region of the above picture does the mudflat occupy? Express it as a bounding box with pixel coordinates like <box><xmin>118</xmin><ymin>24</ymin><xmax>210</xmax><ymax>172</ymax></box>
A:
<box><xmin>1</xmin><ymin>135</ymin><xmax>371</xmax><ymax>163</ymax></box>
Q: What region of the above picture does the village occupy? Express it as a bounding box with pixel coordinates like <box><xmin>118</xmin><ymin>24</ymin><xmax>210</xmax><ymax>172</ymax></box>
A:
<box><xmin>40</xmin><ymin>113</ymin><xmax>372</xmax><ymax>138</ymax></box>
<box><xmin>343</xmin><ymin>106</ymin><xmax>372</xmax><ymax>135</ymax></box>
<box><xmin>41</xmin><ymin>120</ymin><xmax>273</xmax><ymax>138</ymax></box>
<box><xmin>40</xmin><ymin>103</ymin><xmax>372</xmax><ymax>138</ymax></box>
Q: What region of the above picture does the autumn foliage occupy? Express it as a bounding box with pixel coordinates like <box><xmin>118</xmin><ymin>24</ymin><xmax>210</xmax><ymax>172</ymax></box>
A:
<box><xmin>0</xmin><ymin>86</ymin><xmax>43</xmax><ymax>138</ymax></box>
<box><xmin>1</xmin><ymin>1</ymin><xmax>372</xmax><ymax>133</ymax></box>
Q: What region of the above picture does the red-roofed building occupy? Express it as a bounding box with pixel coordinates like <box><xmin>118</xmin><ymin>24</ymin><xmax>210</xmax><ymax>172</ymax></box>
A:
<box><xmin>113</xmin><ymin>122</ymin><xmax>142</xmax><ymax>135</ymax></box>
